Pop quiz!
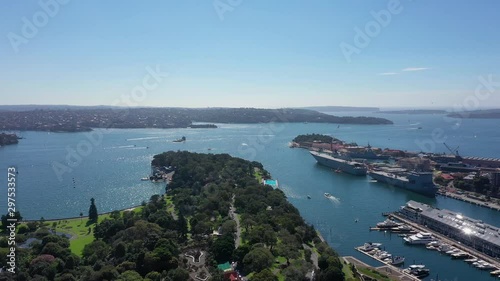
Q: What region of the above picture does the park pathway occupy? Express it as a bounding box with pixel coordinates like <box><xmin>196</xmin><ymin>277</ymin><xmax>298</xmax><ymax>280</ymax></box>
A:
<box><xmin>229</xmin><ymin>194</ymin><xmax>242</xmax><ymax>248</ymax></box>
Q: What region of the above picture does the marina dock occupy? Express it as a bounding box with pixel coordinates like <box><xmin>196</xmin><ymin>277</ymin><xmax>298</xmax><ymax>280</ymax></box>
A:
<box><xmin>391</xmin><ymin>213</ymin><xmax>500</xmax><ymax>272</ymax></box>
<box><xmin>369</xmin><ymin>226</ymin><xmax>417</xmax><ymax>234</ymax></box>
<box><xmin>353</xmin><ymin>247</ymin><xmax>421</xmax><ymax>281</ymax></box>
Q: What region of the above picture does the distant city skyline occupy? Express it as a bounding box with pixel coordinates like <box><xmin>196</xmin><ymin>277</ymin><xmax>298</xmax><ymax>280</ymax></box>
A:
<box><xmin>1</xmin><ymin>1</ymin><xmax>500</xmax><ymax>108</ymax></box>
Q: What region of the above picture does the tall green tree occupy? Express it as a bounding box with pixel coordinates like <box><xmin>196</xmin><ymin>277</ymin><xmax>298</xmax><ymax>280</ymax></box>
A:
<box><xmin>211</xmin><ymin>233</ymin><xmax>235</xmax><ymax>263</ymax></box>
<box><xmin>88</xmin><ymin>198</ymin><xmax>98</xmax><ymax>223</ymax></box>
<box><xmin>251</xmin><ymin>269</ymin><xmax>278</xmax><ymax>281</ymax></box>
<box><xmin>243</xmin><ymin>247</ymin><xmax>274</xmax><ymax>273</ymax></box>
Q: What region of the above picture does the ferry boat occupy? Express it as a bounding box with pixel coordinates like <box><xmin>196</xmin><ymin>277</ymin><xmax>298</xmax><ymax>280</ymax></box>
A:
<box><xmin>172</xmin><ymin>136</ymin><xmax>186</xmax><ymax>143</ymax></box>
<box><xmin>310</xmin><ymin>151</ymin><xmax>367</xmax><ymax>176</ymax></box>
<box><xmin>404</xmin><ymin>232</ymin><xmax>436</xmax><ymax>245</ymax></box>
<box><xmin>368</xmin><ymin>170</ymin><xmax>438</xmax><ymax>197</ymax></box>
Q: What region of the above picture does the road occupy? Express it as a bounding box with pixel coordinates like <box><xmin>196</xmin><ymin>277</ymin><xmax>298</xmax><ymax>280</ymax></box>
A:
<box><xmin>229</xmin><ymin>194</ymin><xmax>242</xmax><ymax>248</ymax></box>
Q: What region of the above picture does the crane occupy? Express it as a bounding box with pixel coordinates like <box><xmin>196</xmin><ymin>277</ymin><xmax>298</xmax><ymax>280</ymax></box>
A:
<box><xmin>443</xmin><ymin>142</ymin><xmax>462</xmax><ymax>160</ymax></box>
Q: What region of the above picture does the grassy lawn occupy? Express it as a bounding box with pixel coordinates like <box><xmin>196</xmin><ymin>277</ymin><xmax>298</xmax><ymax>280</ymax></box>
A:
<box><xmin>275</xmin><ymin>256</ymin><xmax>287</xmax><ymax>264</ymax></box>
<box><xmin>41</xmin><ymin>207</ymin><xmax>143</xmax><ymax>257</ymax></box>
<box><xmin>357</xmin><ymin>267</ymin><xmax>393</xmax><ymax>281</ymax></box>
<box><xmin>165</xmin><ymin>195</ymin><xmax>177</xmax><ymax>218</ymax></box>
<box><xmin>342</xmin><ymin>262</ymin><xmax>360</xmax><ymax>281</ymax></box>
<box><xmin>166</xmin><ymin>195</ymin><xmax>174</xmax><ymax>209</ymax></box>
<box><xmin>253</xmin><ymin>168</ymin><xmax>263</xmax><ymax>182</ymax></box>
<box><xmin>48</xmin><ymin>216</ymin><xmax>107</xmax><ymax>257</ymax></box>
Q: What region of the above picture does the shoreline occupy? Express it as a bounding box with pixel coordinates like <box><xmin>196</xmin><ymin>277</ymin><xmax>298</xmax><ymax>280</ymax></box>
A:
<box><xmin>437</xmin><ymin>191</ymin><xmax>500</xmax><ymax>211</ymax></box>
<box><xmin>20</xmin><ymin>204</ymin><xmax>143</xmax><ymax>222</ymax></box>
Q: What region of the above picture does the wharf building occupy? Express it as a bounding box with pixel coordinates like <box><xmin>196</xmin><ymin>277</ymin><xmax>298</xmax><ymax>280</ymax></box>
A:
<box><xmin>399</xmin><ymin>200</ymin><xmax>500</xmax><ymax>258</ymax></box>
<box><xmin>463</xmin><ymin>157</ymin><xmax>500</xmax><ymax>169</ymax></box>
<box><xmin>489</xmin><ymin>171</ymin><xmax>500</xmax><ymax>187</ymax></box>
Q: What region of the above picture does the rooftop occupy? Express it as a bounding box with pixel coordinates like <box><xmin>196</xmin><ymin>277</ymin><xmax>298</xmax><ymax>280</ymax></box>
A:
<box><xmin>405</xmin><ymin>201</ymin><xmax>500</xmax><ymax>246</ymax></box>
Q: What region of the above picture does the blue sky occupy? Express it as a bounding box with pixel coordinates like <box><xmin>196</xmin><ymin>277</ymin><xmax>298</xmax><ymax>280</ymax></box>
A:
<box><xmin>1</xmin><ymin>0</ymin><xmax>500</xmax><ymax>108</ymax></box>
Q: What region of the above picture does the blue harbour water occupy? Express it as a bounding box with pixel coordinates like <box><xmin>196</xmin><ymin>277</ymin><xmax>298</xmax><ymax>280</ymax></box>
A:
<box><xmin>1</xmin><ymin>112</ymin><xmax>499</xmax><ymax>280</ymax></box>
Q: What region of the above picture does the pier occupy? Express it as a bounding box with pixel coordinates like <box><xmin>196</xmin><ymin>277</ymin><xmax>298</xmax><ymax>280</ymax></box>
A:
<box><xmin>438</xmin><ymin>191</ymin><xmax>500</xmax><ymax>211</ymax></box>
<box><xmin>392</xmin><ymin>213</ymin><xmax>500</xmax><ymax>271</ymax></box>
<box><xmin>352</xmin><ymin>248</ymin><xmax>421</xmax><ymax>281</ymax></box>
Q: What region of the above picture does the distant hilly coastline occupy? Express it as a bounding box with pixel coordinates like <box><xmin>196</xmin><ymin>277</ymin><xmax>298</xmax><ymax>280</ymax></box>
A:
<box><xmin>0</xmin><ymin>104</ymin><xmax>117</xmax><ymax>112</ymax></box>
<box><xmin>0</xmin><ymin>106</ymin><xmax>393</xmax><ymax>132</ymax></box>
<box><xmin>301</xmin><ymin>106</ymin><xmax>380</xmax><ymax>112</ymax></box>
<box><xmin>447</xmin><ymin>109</ymin><xmax>500</xmax><ymax>119</ymax></box>
<box><xmin>379</xmin><ymin>109</ymin><xmax>447</xmax><ymax>114</ymax></box>
<box><xmin>375</xmin><ymin>108</ymin><xmax>500</xmax><ymax>117</ymax></box>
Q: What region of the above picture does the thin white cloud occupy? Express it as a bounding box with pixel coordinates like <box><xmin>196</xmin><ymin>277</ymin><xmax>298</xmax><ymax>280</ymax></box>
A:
<box><xmin>402</xmin><ymin>67</ymin><xmax>430</xmax><ymax>72</ymax></box>
<box><xmin>378</xmin><ymin>72</ymin><xmax>398</xmax><ymax>76</ymax></box>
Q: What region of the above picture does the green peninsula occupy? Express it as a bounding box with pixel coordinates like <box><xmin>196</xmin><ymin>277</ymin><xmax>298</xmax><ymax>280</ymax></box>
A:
<box><xmin>1</xmin><ymin>151</ymin><xmax>346</xmax><ymax>281</ymax></box>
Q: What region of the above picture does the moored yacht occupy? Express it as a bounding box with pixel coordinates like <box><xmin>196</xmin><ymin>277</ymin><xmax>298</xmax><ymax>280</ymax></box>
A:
<box><xmin>390</xmin><ymin>256</ymin><xmax>405</xmax><ymax>266</ymax></box>
<box><xmin>425</xmin><ymin>241</ymin><xmax>441</xmax><ymax>250</ymax></box>
<box><xmin>360</xmin><ymin>242</ymin><xmax>382</xmax><ymax>252</ymax></box>
<box><xmin>451</xmin><ymin>251</ymin><xmax>471</xmax><ymax>260</ymax></box>
<box><xmin>393</xmin><ymin>224</ymin><xmax>414</xmax><ymax>233</ymax></box>
<box><xmin>437</xmin><ymin>244</ymin><xmax>454</xmax><ymax>253</ymax></box>
<box><xmin>464</xmin><ymin>257</ymin><xmax>478</xmax><ymax>263</ymax></box>
<box><xmin>404</xmin><ymin>265</ymin><xmax>430</xmax><ymax>278</ymax></box>
<box><xmin>445</xmin><ymin>248</ymin><xmax>460</xmax><ymax>256</ymax></box>
<box><xmin>404</xmin><ymin>232</ymin><xmax>436</xmax><ymax>245</ymax></box>
<box><xmin>376</xmin><ymin>219</ymin><xmax>401</xmax><ymax>229</ymax></box>
<box><xmin>474</xmin><ymin>260</ymin><xmax>496</xmax><ymax>270</ymax></box>
<box><xmin>375</xmin><ymin>251</ymin><xmax>392</xmax><ymax>260</ymax></box>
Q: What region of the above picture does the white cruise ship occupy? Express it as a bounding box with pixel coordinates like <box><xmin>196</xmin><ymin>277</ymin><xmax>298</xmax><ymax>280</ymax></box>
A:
<box><xmin>403</xmin><ymin>232</ymin><xmax>436</xmax><ymax>245</ymax></box>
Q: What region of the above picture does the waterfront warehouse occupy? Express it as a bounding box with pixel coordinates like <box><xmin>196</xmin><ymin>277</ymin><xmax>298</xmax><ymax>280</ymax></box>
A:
<box><xmin>399</xmin><ymin>200</ymin><xmax>500</xmax><ymax>258</ymax></box>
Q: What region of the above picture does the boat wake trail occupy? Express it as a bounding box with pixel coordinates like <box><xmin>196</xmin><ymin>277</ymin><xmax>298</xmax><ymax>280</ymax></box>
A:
<box><xmin>126</xmin><ymin>136</ymin><xmax>163</xmax><ymax>141</ymax></box>
<box><xmin>105</xmin><ymin>145</ymin><xmax>136</xmax><ymax>149</ymax></box>
<box><xmin>278</xmin><ymin>185</ymin><xmax>300</xmax><ymax>199</ymax></box>
<box><xmin>327</xmin><ymin>195</ymin><xmax>341</xmax><ymax>205</ymax></box>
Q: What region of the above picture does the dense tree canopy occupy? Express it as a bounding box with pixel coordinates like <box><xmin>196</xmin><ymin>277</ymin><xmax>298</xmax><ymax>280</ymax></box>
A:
<box><xmin>292</xmin><ymin>134</ymin><xmax>335</xmax><ymax>144</ymax></box>
<box><xmin>0</xmin><ymin>151</ymin><xmax>344</xmax><ymax>281</ymax></box>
